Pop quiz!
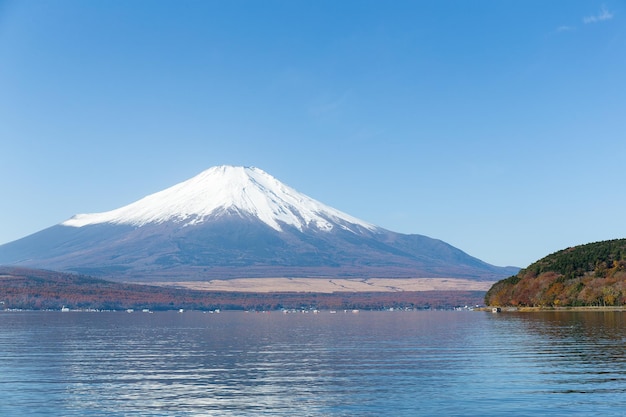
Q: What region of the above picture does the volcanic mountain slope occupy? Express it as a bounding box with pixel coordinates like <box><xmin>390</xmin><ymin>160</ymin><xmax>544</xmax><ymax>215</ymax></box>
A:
<box><xmin>0</xmin><ymin>166</ymin><xmax>518</xmax><ymax>281</ymax></box>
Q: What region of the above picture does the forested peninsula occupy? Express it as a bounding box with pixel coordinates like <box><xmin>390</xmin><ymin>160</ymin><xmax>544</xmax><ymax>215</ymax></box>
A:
<box><xmin>485</xmin><ymin>239</ymin><xmax>626</xmax><ymax>307</ymax></box>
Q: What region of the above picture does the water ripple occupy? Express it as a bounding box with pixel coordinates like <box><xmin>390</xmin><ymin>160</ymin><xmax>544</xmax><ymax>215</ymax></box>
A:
<box><xmin>1</xmin><ymin>310</ymin><xmax>626</xmax><ymax>416</ymax></box>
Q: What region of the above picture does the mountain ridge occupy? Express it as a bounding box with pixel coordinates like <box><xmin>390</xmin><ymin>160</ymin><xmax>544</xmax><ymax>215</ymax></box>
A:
<box><xmin>0</xmin><ymin>165</ymin><xmax>519</xmax><ymax>282</ymax></box>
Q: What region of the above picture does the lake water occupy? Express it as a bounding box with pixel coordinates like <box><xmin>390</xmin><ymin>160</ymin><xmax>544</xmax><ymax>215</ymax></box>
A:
<box><xmin>1</xmin><ymin>310</ymin><xmax>625</xmax><ymax>416</ymax></box>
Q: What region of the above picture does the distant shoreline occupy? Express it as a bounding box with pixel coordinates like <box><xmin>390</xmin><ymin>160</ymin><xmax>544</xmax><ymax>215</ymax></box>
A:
<box><xmin>0</xmin><ymin>267</ymin><xmax>489</xmax><ymax>311</ymax></box>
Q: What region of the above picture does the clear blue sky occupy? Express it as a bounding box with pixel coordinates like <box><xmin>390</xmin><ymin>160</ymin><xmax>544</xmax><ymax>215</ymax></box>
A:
<box><xmin>1</xmin><ymin>1</ymin><xmax>624</xmax><ymax>268</ymax></box>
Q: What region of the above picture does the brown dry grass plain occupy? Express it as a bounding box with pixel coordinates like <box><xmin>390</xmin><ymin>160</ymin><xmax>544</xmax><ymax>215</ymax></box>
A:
<box><xmin>155</xmin><ymin>277</ymin><xmax>494</xmax><ymax>293</ymax></box>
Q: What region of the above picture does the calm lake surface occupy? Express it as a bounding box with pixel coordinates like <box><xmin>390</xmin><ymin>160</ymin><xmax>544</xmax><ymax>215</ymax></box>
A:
<box><xmin>1</xmin><ymin>310</ymin><xmax>626</xmax><ymax>416</ymax></box>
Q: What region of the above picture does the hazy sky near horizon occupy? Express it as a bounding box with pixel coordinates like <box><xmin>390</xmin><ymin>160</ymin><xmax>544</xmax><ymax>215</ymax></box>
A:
<box><xmin>1</xmin><ymin>1</ymin><xmax>624</xmax><ymax>268</ymax></box>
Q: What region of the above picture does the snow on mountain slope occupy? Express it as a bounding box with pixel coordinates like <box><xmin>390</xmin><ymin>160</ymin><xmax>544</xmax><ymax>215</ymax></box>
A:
<box><xmin>63</xmin><ymin>166</ymin><xmax>377</xmax><ymax>233</ymax></box>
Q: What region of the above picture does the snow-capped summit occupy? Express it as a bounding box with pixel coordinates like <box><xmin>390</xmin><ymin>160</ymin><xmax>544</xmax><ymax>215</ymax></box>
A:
<box><xmin>63</xmin><ymin>165</ymin><xmax>376</xmax><ymax>233</ymax></box>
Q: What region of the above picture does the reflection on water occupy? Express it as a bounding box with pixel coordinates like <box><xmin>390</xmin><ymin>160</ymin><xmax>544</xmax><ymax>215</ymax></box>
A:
<box><xmin>497</xmin><ymin>312</ymin><xmax>626</xmax><ymax>395</ymax></box>
<box><xmin>1</xmin><ymin>311</ymin><xmax>625</xmax><ymax>416</ymax></box>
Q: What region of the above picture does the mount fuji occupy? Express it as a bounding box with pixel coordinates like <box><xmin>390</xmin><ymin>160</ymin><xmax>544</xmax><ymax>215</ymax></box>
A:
<box><xmin>0</xmin><ymin>166</ymin><xmax>518</xmax><ymax>281</ymax></box>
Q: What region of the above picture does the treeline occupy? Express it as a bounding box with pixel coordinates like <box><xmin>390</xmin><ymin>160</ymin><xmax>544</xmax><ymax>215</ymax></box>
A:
<box><xmin>485</xmin><ymin>239</ymin><xmax>626</xmax><ymax>307</ymax></box>
<box><xmin>0</xmin><ymin>267</ymin><xmax>484</xmax><ymax>311</ymax></box>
